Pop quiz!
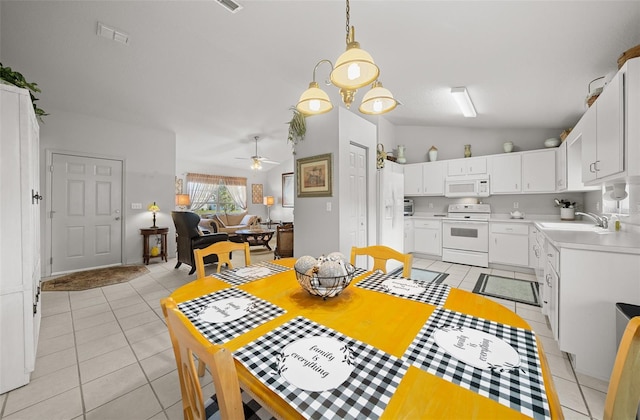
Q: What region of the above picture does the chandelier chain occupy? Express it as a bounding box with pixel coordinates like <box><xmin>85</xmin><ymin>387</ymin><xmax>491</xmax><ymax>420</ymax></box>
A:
<box><xmin>345</xmin><ymin>0</ymin><xmax>350</xmax><ymax>45</ymax></box>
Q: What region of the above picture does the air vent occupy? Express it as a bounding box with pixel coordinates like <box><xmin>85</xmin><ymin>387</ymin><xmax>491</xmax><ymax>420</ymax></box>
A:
<box><xmin>216</xmin><ymin>0</ymin><xmax>243</xmax><ymax>13</ymax></box>
<box><xmin>97</xmin><ymin>22</ymin><xmax>130</xmax><ymax>45</ymax></box>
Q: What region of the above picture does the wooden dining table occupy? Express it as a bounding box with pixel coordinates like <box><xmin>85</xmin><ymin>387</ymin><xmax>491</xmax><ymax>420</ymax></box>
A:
<box><xmin>169</xmin><ymin>258</ymin><xmax>563</xmax><ymax>419</ymax></box>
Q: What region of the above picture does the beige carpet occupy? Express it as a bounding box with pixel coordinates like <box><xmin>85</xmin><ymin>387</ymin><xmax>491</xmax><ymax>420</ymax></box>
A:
<box><xmin>41</xmin><ymin>265</ymin><xmax>150</xmax><ymax>291</ymax></box>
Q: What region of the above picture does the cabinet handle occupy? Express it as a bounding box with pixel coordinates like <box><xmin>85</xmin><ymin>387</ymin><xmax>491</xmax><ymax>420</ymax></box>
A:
<box><xmin>589</xmin><ymin>162</ymin><xmax>596</xmax><ymax>173</ymax></box>
<box><xmin>546</xmin><ymin>274</ymin><xmax>552</xmax><ymax>287</ymax></box>
<box><xmin>527</xmin><ymin>183</ymin><xmax>530</xmax><ymax>189</ymax></box>
<box><xmin>494</xmin><ymin>238</ymin><xmax>498</xmax><ymax>244</ymax></box>
<box><xmin>594</xmin><ymin>160</ymin><xmax>600</xmax><ymax>172</ymax></box>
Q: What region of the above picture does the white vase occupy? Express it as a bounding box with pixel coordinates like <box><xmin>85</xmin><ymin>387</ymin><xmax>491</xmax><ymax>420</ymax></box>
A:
<box><xmin>503</xmin><ymin>142</ymin><xmax>514</xmax><ymax>153</ymax></box>
<box><xmin>428</xmin><ymin>150</ymin><xmax>438</xmax><ymax>162</ymax></box>
<box><xmin>396</xmin><ymin>145</ymin><xmax>406</xmax><ymax>164</ymax></box>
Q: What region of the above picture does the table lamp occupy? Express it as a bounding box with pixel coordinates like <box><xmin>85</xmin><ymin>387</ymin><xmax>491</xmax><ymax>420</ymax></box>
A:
<box><xmin>263</xmin><ymin>196</ymin><xmax>275</xmax><ymax>223</ymax></box>
<box><xmin>148</xmin><ymin>202</ymin><xmax>160</xmax><ymax>228</ymax></box>
<box><xmin>175</xmin><ymin>194</ymin><xmax>190</xmax><ymax>210</ymax></box>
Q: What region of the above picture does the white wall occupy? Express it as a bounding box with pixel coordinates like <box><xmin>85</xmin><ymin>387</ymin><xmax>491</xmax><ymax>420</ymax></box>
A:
<box><xmin>264</xmin><ymin>158</ymin><xmax>294</xmax><ymax>223</ymax></box>
<box><xmin>40</xmin><ymin>108</ymin><xmax>176</xmax><ymax>270</ymax></box>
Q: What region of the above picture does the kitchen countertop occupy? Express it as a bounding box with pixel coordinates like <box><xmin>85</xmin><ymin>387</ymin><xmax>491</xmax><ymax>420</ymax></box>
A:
<box><xmin>406</xmin><ymin>213</ymin><xmax>640</xmax><ymax>255</ymax></box>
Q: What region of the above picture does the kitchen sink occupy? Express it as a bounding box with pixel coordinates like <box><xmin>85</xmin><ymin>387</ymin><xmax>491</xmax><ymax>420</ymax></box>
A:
<box><xmin>538</xmin><ymin>222</ymin><xmax>612</xmax><ymax>233</ymax></box>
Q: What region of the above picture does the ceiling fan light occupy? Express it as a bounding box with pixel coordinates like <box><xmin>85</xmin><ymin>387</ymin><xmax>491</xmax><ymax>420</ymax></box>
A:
<box><xmin>251</xmin><ymin>158</ymin><xmax>262</xmax><ymax>170</ymax></box>
<box><xmin>330</xmin><ymin>27</ymin><xmax>379</xmax><ymax>90</ymax></box>
<box><xmin>359</xmin><ymin>81</ymin><xmax>398</xmax><ymax>115</ymax></box>
<box><xmin>296</xmin><ymin>82</ymin><xmax>333</xmax><ymax>115</ymax></box>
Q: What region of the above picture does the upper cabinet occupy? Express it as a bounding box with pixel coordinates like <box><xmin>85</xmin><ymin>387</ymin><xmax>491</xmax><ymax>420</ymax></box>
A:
<box><xmin>489</xmin><ymin>150</ymin><xmax>555</xmax><ymax>194</ymax></box>
<box><xmin>447</xmin><ymin>157</ymin><xmax>486</xmax><ymax>176</ymax></box>
<box><xmin>404</xmin><ymin>162</ymin><xmax>446</xmax><ymax>196</ymax></box>
<box><xmin>490</xmin><ymin>154</ymin><xmax>521</xmax><ymax>194</ymax></box>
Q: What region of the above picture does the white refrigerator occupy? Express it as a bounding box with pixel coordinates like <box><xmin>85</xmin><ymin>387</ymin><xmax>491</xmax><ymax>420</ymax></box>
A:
<box><xmin>377</xmin><ymin>161</ymin><xmax>405</xmax><ymax>259</ymax></box>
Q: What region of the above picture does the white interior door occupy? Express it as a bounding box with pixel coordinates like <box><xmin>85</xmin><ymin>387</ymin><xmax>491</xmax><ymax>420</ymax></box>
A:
<box><xmin>50</xmin><ymin>153</ymin><xmax>123</xmax><ymax>274</ymax></box>
<box><xmin>348</xmin><ymin>143</ymin><xmax>368</xmax><ymax>266</ymax></box>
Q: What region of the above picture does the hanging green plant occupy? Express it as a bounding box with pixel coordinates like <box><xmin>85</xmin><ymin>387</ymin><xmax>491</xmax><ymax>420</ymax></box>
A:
<box><xmin>286</xmin><ymin>106</ymin><xmax>306</xmax><ymax>154</ymax></box>
<box><xmin>0</xmin><ymin>63</ymin><xmax>48</xmax><ymax>121</ymax></box>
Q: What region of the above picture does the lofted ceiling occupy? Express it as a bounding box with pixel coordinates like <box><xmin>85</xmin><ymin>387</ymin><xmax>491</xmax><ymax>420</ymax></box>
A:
<box><xmin>1</xmin><ymin>1</ymin><xmax>639</xmax><ymax>170</ymax></box>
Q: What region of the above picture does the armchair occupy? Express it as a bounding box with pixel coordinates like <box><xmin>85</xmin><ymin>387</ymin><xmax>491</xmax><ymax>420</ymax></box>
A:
<box><xmin>171</xmin><ymin>211</ymin><xmax>230</xmax><ymax>275</ymax></box>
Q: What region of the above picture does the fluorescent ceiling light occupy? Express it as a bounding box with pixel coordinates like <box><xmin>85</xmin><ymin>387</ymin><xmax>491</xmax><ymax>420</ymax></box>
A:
<box><xmin>451</xmin><ymin>87</ymin><xmax>477</xmax><ymax>118</ymax></box>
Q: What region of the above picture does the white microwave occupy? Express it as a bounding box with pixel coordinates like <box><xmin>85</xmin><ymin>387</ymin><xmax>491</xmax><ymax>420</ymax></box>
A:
<box><xmin>444</xmin><ymin>176</ymin><xmax>490</xmax><ymax>198</ymax></box>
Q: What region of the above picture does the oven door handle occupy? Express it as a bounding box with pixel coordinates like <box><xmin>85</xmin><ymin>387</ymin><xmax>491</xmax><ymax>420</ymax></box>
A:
<box><xmin>443</xmin><ymin>219</ymin><xmax>489</xmax><ymax>225</ymax></box>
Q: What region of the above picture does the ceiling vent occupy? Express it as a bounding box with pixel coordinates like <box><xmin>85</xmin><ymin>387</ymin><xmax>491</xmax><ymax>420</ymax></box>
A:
<box><xmin>216</xmin><ymin>0</ymin><xmax>243</xmax><ymax>13</ymax></box>
<box><xmin>97</xmin><ymin>22</ymin><xmax>130</xmax><ymax>45</ymax></box>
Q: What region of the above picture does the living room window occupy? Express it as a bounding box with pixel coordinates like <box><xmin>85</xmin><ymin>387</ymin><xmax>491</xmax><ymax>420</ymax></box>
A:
<box><xmin>186</xmin><ymin>173</ymin><xmax>247</xmax><ymax>214</ymax></box>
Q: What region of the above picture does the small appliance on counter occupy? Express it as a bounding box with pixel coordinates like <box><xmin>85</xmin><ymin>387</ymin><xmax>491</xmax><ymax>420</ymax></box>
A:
<box><xmin>403</xmin><ymin>199</ymin><xmax>414</xmax><ymax>216</ymax></box>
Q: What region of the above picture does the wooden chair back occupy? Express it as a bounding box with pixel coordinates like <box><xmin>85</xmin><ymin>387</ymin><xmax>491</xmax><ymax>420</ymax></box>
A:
<box><xmin>274</xmin><ymin>224</ymin><xmax>294</xmax><ymax>259</ymax></box>
<box><xmin>160</xmin><ymin>297</ymin><xmax>245</xmax><ymax>420</ymax></box>
<box><xmin>604</xmin><ymin>316</ymin><xmax>640</xmax><ymax>420</ymax></box>
<box><xmin>350</xmin><ymin>245</ymin><xmax>412</xmax><ymax>278</ymax></box>
<box><xmin>193</xmin><ymin>241</ymin><xmax>250</xmax><ymax>277</ymax></box>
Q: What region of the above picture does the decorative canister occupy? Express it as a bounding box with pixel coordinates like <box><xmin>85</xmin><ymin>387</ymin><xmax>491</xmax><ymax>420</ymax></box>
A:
<box><xmin>464</xmin><ymin>144</ymin><xmax>472</xmax><ymax>158</ymax></box>
<box><xmin>560</xmin><ymin>207</ymin><xmax>575</xmax><ymax>221</ymax></box>
<box><xmin>428</xmin><ymin>146</ymin><xmax>438</xmax><ymax>162</ymax></box>
<box><xmin>503</xmin><ymin>142</ymin><xmax>514</xmax><ymax>153</ymax></box>
<box><xmin>396</xmin><ymin>145</ymin><xmax>406</xmax><ymax>164</ymax></box>
<box><xmin>376</xmin><ymin>144</ymin><xmax>386</xmax><ymax>169</ymax></box>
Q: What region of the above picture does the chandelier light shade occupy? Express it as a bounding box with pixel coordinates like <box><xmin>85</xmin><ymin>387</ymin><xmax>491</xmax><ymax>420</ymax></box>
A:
<box><xmin>451</xmin><ymin>87</ymin><xmax>477</xmax><ymax>118</ymax></box>
<box><xmin>359</xmin><ymin>81</ymin><xmax>398</xmax><ymax>115</ymax></box>
<box><xmin>251</xmin><ymin>158</ymin><xmax>262</xmax><ymax>170</ymax></box>
<box><xmin>295</xmin><ymin>0</ymin><xmax>396</xmax><ymax>116</ymax></box>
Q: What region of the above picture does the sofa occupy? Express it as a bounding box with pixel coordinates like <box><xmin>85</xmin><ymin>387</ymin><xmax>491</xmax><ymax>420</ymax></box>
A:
<box><xmin>202</xmin><ymin>212</ymin><xmax>260</xmax><ymax>234</ymax></box>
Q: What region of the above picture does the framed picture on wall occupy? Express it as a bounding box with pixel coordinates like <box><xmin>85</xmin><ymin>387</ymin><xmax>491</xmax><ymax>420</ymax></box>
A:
<box><xmin>282</xmin><ymin>172</ymin><xmax>294</xmax><ymax>207</ymax></box>
<box><xmin>296</xmin><ymin>153</ymin><xmax>332</xmax><ymax>197</ymax></box>
<box><xmin>251</xmin><ymin>184</ymin><xmax>264</xmax><ymax>204</ymax></box>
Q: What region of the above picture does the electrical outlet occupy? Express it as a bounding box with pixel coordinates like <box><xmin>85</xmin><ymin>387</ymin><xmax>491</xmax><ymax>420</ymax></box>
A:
<box><xmin>131</xmin><ymin>203</ymin><xmax>142</xmax><ymax>209</ymax></box>
<box><xmin>326</xmin><ymin>202</ymin><xmax>332</xmax><ymax>212</ymax></box>
<box><xmin>513</xmin><ymin>202</ymin><xmax>519</xmax><ymax>209</ymax></box>
<box><xmin>429</xmin><ymin>203</ymin><xmax>434</xmax><ymax>209</ymax></box>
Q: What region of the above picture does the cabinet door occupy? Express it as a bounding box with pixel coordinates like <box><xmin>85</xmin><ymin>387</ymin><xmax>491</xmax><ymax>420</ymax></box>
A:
<box><xmin>466</xmin><ymin>157</ymin><xmax>487</xmax><ymax>175</ymax></box>
<box><xmin>580</xmin><ymin>105</ymin><xmax>598</xmax><ymax>183</ymax></box>
<box><xmin>556</xmin><ymin>142</ymin><xmax>567</xmax><ymax>191</ymax></box>
<box><xmin>403</xmin><ymin>164</ymin><xmax>423</xmax><ymax>195</ymax></box>
<box><xmin>595</xmin><ymin>71</ymin><xmax>624</xmax><ymax>179</ymax></box>
<box><xmin>490</xmin><ymin>154</ymin><xmax>521</xmax><ymax>194</ymax></box>
<box><xmin>489</xmin><ymin>232</ymin><xmax>529</xmax><ymax>266</ymax></box>
<box><xmin>422</xmin><ymin>161</ymin><xmax>445</xmax><ymax>195</ymax></box>
<box><xmin>447</xmin><ymin>159</ymin><xmax>466</xmax><ymax>176</ymax></box>
<box><xmin>404</xmin><ymin>220</ymin><xmax>414</xmax><ymax>253</ymax></box>
<box><xmin>523</xmin><ymin>150</ymin><xmax>555</xmax><ymax>192</ymax></box>
<box><xmin>414</xmin><ymin>227</ymin><xmax>441</xmax><ymax>256</ymax></box>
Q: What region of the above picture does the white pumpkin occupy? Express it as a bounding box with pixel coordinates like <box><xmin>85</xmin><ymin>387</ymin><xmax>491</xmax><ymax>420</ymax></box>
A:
<box><xmin>295</xmin><ymin>255</ymin><xmax>318</xmax><ymax>274</ymax></box>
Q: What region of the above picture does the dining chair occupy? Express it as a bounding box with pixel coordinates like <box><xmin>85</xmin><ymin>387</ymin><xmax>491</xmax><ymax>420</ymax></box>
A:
<box><xmin>161</xmin><ymin>297</ymin><xmax>272</xmax><ymax>420</ymax></box>
<box><xmin>194</xmin><ymin>241</ymin><xmax>251</xmax><ymax>278</ymax></box>
<box><xmin>603</xmin><ymin>316</ymin><xmax>640</xmax><ymax>420</ymax></box>
<box><xmin>350</xmin><ymin>245</ymin><xmax>413</xmax><ymax>278</ymax></box>
<box><xmin>273</xmin><ymin>224</ymin><xmax>294</xmax><ymax>259</ymax></box>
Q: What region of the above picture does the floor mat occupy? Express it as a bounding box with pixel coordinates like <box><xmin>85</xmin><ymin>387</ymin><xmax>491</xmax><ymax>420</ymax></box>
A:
<box><xmin>41</xmin><ymin>265</ymin><xmax>149</xmax><ymax>291</ymax></box>
<box><xmin>472</xmin><ymin>274</ymin><xmax>540</xmax><ymax>306</ymax></box>
<box><xmin>388</xmin><ymin>266</ymin><xmax>449</xmax><ymax>285</ymax></box>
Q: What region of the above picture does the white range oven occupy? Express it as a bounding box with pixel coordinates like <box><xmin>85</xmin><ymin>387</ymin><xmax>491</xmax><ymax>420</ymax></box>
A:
<box><xmin>442</xmin><ymin>203</ymin><xmax>491</xmax><ymax>267</ymax></box>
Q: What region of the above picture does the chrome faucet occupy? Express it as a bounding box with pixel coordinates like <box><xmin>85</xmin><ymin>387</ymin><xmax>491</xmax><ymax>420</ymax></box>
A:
<box><xmin>575</xmin><ymin>212</ymin><xmax>609</xmax><ymax>229</ymax></box>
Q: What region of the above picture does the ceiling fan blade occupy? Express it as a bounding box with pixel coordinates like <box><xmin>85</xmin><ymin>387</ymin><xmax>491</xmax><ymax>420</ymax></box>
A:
<box><xmin>261</xmin><ymin>159</ymin><xmax>280</xmax><ymax>165</ymax></box>
<box><xmin>235</xmin><ymin>157</ymin><xmax>251</xmax><ymax>160</ymax></box>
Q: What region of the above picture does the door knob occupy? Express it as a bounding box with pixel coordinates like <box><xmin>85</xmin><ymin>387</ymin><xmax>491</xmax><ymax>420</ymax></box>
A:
<box><xmin>115</xmin><ymin>217</ymin><xmax>121</xmax><ymax>221</ymax></box>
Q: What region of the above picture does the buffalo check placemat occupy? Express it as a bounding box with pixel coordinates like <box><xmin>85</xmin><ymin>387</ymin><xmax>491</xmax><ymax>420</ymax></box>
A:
<box><xmin>403</xmin><ymin>307</ymin><xmax>550</xmax><ymax>420</ymax></box>
<box><xmin>355</xmin><ymin>271</ymin><xmax>451</xmax><ymax>306</ymax></box>
<box><xmin>211</xmin><ymin>261</ymin><xmax>291</xmax><ymax>286</ymax></box>
<box><xmin>234</xmin><ymin>316</ymin><xmax>409</xmax><ymax>420</ymax></box>
<box><xmin>178</xmin><ymin>288</ymin><xmax>285</xmax><ymax>344</ymax></box>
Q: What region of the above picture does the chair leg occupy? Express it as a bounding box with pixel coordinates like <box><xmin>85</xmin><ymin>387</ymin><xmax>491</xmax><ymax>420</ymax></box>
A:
<box><xmin>188</xmin><ymin>266</ymin><xmax>196</xmax><ymax>275</ymax></box>
<box><xmin>174</xmin><ymin>261</ymin><xmax>182</xmax><ymax>269</ymax></box>
<box><xmin>197</xmin><ymin>359</ymin><xmax>206</xmax><ymax>377</ymax></box>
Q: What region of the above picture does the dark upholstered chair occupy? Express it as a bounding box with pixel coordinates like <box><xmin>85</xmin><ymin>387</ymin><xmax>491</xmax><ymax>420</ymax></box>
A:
<box><xmin>171</xmin><ymin>211</ymin><xmax>230</xmax><ymax>275</ymax></box>
<box><xmin>274</xmin><ymin>224</ymin><xmax>294</xmax><ymax>259</ymax></box>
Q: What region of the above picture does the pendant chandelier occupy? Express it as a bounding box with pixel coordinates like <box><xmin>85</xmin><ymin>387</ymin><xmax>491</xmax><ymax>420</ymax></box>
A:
<box><xmin>296</xmin><ymin>0</ymin><xmax>398</xmax><ymax>116</ymax></box>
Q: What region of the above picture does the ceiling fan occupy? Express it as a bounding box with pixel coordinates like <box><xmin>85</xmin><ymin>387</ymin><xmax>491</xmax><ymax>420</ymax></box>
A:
<box><xmin>235</xmin><ymin>136</ymin><xmax>279</xmax><ymax>170</ymax></box>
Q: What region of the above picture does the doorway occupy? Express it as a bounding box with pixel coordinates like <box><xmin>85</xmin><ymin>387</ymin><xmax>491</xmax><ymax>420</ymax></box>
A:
<box><xmin>49</xmin><ymin>153</ymin><xmax>123</xmax><ymax>275</ymax></box>
<box><xmin>347</xmin><ymin>143</ymin><xmax>368</xmax><ymax>265</ymax></box>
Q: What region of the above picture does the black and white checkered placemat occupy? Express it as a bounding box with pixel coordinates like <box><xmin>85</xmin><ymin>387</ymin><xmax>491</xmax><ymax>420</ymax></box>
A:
<box><xmin>234</xmin><ymin>316</ymin><xmax>409</xmax><ymax>420</ymax></box>
<box><xmin>211</xmin><ymin>261</ymin><xmax>291</xmax><ymax>286</ymax></box>
<box><xmin>355</xmin><ymin>271</ymin><xmax>451</xmax><ymax>306</ymax></box>
<box><xmin>403</xmin><ymin>307</ymin><xmax>550</xmax><ymax>419</ymax></box>
<box><xmin>178</xmin><ymin>288</ymin><xmax>286</xmax><ymax>344</ymax></box>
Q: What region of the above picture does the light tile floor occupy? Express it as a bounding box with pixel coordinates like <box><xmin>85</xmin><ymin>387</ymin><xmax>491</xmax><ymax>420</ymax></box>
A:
<box><xmin>0</xmin><ymin>247</ymin><xmax>609</xmax><ymax>419</ymax></box>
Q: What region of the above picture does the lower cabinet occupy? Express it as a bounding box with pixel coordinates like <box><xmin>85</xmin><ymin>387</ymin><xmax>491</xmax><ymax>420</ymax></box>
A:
<box><xmin>404</xmin><ymin>219</ymin><xmax>414</xmax><ymax>253</ymax></box>
<box><xmin>413</xmin><ymin>219</ymin><xmax>441</xmax><ymax>256</ymax></box>
<box><xmin>488</xmin><ymin>223</ymin><xmax>529</xmax><ymax>266</ymax></box>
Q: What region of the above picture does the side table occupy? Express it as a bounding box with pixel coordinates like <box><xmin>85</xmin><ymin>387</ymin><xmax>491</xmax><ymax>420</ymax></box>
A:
<box><xmin>140</xmin><ymin>227</ymin><xmax>168</xmax><ymax>264</ymax></box>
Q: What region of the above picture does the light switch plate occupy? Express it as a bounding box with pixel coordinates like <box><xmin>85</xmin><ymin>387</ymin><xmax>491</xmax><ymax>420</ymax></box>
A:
<box><xmin>131</xmin><ymin>203</ymin><xmax>142</xmax><ymax>209</ymax></box>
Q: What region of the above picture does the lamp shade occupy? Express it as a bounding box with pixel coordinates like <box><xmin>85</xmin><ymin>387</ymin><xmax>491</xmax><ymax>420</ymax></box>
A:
<box><xmin>175</xmin><ymin>194</ymin><xmax>190</xmax><ymax>207</ymax></box>
<box><xmin>330</xmin><ymin>27</ymin><xmax>379</xmax><ymax>90</ymax></box>
<box><xmin>148</xmin><ymin>202</ymin><xmax>160</xmax><ymax>213</ymax></box>
<box><xmin>263</xmin><ymin>196</ymin><xmax>275</xmax><ymax>206</ymax></box>
<box><xmin>358</xmin><ymin>81</ymin><xmax>398</xmax><ymax>115</ymax></box>
<box><xmin>296</xmin><ymin>82</ymin><xmax>333</xmax><ymax>116</ymax></box>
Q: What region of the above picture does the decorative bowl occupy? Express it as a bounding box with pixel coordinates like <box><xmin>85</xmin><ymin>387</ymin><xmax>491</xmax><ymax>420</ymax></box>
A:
<box><xmin>544</xmin><ymin>138</ymin><xmax>561</xmax><ymax>148</ymax></box>
<box><xmin>295</xmin><ymin>263</ymin><xmax>356</xmax><ymax>299</ymax></box>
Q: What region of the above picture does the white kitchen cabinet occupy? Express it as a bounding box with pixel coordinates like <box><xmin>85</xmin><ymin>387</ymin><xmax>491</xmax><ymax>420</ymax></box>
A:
<box><xmin>555</xmin><ymin>142</ymin><xmax>567</xmax><ymax>191</ymax></box>
<box><xmin>413</xmin><ymin>219</ymin><xmax>441</xmax><ymax>256</ymax></box>
<box><xmin>404</xmin><ymin>219</ymin><xmax>414</xmax><ymax>253</ymax></box>
<box><xmin>422</xmin><ymin>161</ymin><xmax>446</xmax><ymax>195</ymax></box>
<box><xmin>581</xmin><ymin>71</ymin><xmax>624</xmax><ymax>182</ymax></box>
<box><xmin>522</xmin><ymin>149</ymin><xmax>556</xmax><ymax>192</ymax></box>
<box><xmin>490</xmin><ymin>154</ymin><xmax>521</xmax><ymax>194</ymax></box>
<box><xmin>404</xmin><ymin>163</ymin><xmax>423</xmax><ymax>196</ymax></box>
<box><xmin>488</xmin><ymin>223</ymin><xmax>529</xmax><ymax>267</ymax></box>
<box><xmin>0</xmin><ymin>84</ymin><xmax>42</xmax><ymax>393</ymax></box>
<box><xmin>564</xmin><ymin>113</ymin><xmax>600</xmax><ymax>192</ymax></box>
<box><xmin>543</xmin><ymin>241</ymin><xmax>559</xmax><ymax>341</ymax></box>
<box><xmin>447</xmin><ymin>157</ymin><xmax>486</xmax><ymax>176</ymax></box>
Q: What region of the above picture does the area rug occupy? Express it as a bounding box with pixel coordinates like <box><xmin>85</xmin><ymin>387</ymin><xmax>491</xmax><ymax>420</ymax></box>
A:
<box><xmin>388</xmin><ymin>266</ymin><xmax>449</xmax><ymax>285</ymax></box>
<box><xmin>472</xmin><ymin>274</ymin><xmax>540</xmax><ymax>306</ymax></box>
<box><xmin>41</xmin><ymin>265</ymin><xmax>149</xmax><ymax>291</ymax></box>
